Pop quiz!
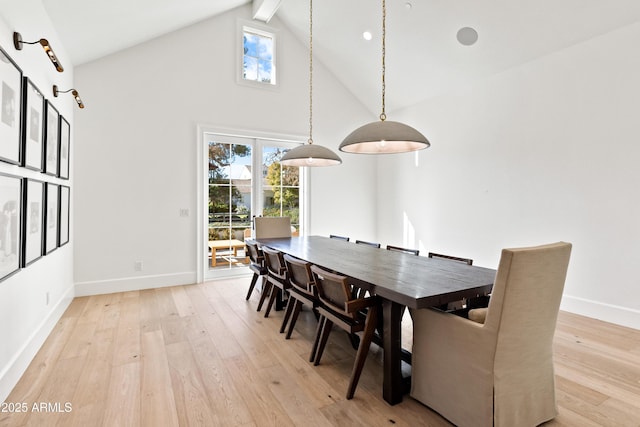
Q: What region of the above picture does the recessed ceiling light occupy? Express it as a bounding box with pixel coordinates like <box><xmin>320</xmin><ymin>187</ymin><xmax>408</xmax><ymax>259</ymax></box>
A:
<box><xmin>405</xmin><ymin>2</ymin><xmax>412</xmax><ymax>9</ymax></box>
<box><xmin>363</xmin><ymin>31</ymin><xmax>372</xmax><ymax>41</ymax></box>
<box><xmin>456</xmin><ymin>27</ymin><xmax>478</xmax><ymax>46</ymax></box>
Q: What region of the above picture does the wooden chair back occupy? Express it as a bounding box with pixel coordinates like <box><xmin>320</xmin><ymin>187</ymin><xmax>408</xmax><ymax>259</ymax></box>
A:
<box><xmin>428</xmin><ymin>252</ymin><xmax>473</xmax><ymax>265</ymax></box>
<box><xmin>310</xmin><ymin>265</ymin><xmax>354</xmax><ymax>319</ymax></box>
<box><xmin>355</xmin><ymin>240</ymin><xmax>381</xmax><ymax>248</ymax></box>
<box><xmin>262</xmin><ymin>246</ymin><xmax>287</xmax><ymax>280</ymax></box>
<box><xmin>387</xmin><ymin>245</ymin><xmax>419</xmax><ymax>256</ymax></box>
<box><xmin>245</xmin><ymin>239</ymin><xmax>263</xmax><ymax>265</ymax></box>
<box><xmin>283</xmin><ymin>254</ymin><xmax>315</xmax><ymax>295</ymax></box>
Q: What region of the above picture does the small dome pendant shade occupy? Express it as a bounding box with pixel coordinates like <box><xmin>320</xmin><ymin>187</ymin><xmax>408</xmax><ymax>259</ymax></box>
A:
<box><xmin>339</xmin><ymin>120</ymin><xmax>430</xmax><ymax>154</ymax></box>
<box><xmin>280</xmin><ymin>143</ymin><xmax>342</xmax><ymax>166</ymax></box>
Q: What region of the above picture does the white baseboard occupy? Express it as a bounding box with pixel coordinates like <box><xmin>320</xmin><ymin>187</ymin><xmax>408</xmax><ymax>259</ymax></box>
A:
<box><xmin>0</xmin><ymin>285</ymin><xmax>74</xmax><ymax>403</ymax></box>
<box><xmin>74</xmin><ymin>272</ymin><xmax>197</xmax><ymax>296</ymax></box>
<box><xmin>561</xmin><ymin>294</ymin><xmax>640</xmax><ymax>330</ymax></box>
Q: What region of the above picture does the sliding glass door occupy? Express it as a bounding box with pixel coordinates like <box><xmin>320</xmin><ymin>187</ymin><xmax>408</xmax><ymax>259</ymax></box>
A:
<box><xmin>203</xmin><ymin>131</ymin><xmax>306</xmax><ymax>278</ymax></box>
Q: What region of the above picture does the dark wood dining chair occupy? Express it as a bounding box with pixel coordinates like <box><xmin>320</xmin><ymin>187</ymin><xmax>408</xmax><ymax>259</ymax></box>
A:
<box><xmin>427</xmin><ymin>252</ymin><xmax>473</xmax><ymax>265</ymax></box>
<box><xmin>329</xmin><ymin>235</ymin><xmax>350</xmax><ymax>241</ymax></box>
<box><xmin>387</xmin><ymin>245</ymin><xmax>420</xmax><ymax>256</ymax></box>
<box><xmin>428</xmin><ymin>252</ymin><xmax>475</xmax><ymax>311</ymax></box>
<box><xmin>280</xmin><ymin>254</ymin><xmax>319</xmax><ymax>339</ymax></box>
<box><xmin>355</xmin><ymin>239</ymin><xmax>381</xmax><ymax>248</ymax></box>
<box><xmin>310</xmin><ymin>265</ymin><xmax>379</xmax><ymax>400</ymax></box>
<box><xmin>261</xmin><ymin>246</ymin><xmax>290</xmax><ymax>318</ymax></box>
<box><xmin>244</xmin><ymin>239</ymin><xmax>268</xmax><ymax>302</ymax></box>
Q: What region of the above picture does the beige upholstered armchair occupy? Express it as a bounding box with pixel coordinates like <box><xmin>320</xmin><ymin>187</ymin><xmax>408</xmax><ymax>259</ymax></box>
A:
<box><xmin>409</xmin><ymin>242</ymin><xmax>572</xmax><ymax>427</ymax></box>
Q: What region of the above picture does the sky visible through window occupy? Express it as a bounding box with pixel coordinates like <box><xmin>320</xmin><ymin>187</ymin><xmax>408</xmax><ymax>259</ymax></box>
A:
<box><xmin>243</xmin><ymin>29</ymin><xmax>274</xmax><ymax>84</ymax></box>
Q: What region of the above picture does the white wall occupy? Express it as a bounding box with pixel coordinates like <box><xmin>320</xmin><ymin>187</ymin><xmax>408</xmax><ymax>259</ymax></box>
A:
<box><xmin>377</xmin><ymin>21</ymin><xmax>640</xmax><ymax>329</ymax></box>
<box><xmin>73</xmin><ymin>5</ymin><xmax>375</xmax><ymax>295</ymax></box>
<box><xmin>0</xmin><ymin>0</ymin><xmax>75</xmax><ymax>402</ymax></box>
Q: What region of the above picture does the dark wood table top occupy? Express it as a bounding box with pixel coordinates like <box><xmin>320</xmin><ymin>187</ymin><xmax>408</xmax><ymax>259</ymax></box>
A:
<box><xmin>257</xmin><ymin>235</ymin><xmax>496</xmax><ymax>309</ymax></box>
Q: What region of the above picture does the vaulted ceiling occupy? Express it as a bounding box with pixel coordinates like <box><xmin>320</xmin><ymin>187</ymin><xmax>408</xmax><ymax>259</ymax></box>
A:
<box><xmin>42</xmin><ymin>0</ymin><xmax>640</xmax><ymax>114</ymax></box>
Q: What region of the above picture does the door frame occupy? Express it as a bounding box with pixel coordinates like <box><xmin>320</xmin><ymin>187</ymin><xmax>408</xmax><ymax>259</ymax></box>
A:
<box><xmin>196</xmin><ymin>124</ymin><xmax>308</xmax><ymax>283</ymax></box>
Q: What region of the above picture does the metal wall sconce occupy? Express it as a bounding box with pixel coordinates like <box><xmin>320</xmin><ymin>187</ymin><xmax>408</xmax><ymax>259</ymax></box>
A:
<box><xmin>53</xmin><ymin>85</ymin><xmax>84</xmax><ymax>109</ymax></box>
<box><xmin>13</xmin><ymin>31</ymin><xmax>64</xmax><ymax>72</ymax></box>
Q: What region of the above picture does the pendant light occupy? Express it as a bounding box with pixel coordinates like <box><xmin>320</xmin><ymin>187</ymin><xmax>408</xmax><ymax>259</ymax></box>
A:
<box><xmin>280</xmin><ymin>0</ymin><xmax>342</xmax><ymax>167</ymax></box>
<box><xmin>339</xmin><ymin>0</ymin><xmax>430</xmax><ymax>154</ymax></box>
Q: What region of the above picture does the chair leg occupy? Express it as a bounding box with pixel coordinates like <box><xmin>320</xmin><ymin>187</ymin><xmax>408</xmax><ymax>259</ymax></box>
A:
<box><xmin>310</xmin><ymin>316</ymin><xmax>326</xmax><ymax>362</ymax></box>
<box><xmin>314</xmin><ymin>318</ymin><xmax>334</xmax><ymax>366</ymax></box>
<box><xmin>264</xmin><ymin>286</ymin><xmax>280</xmax><ymax>318</ymax></box>
<box><xmin>347</xmin><ymin>332</ymin><xmax>360</xmax><ymax>350</ymax></box>
<box><xmin>245</xmin><ymin>273</ymin><xmax>259</xmax><ymax>301</ymax></box>
<box><xmin>285</xmin><ymin>300</ymin><xmax>304</xmax><ymax>339</ymax></box>
<box><xmin>346</xmin><ymin>304</ymin><xmax>379</xmax><ymax>400</ymax></box>
<box><xmin>279</xmin><ymin>296</ymin><xmax>296</xmax><ymax>333</ymax></box>
<box><xmin>256</xmin><ymin>281</ymin><xmax>272</xmax><ymax>312</ymax></box>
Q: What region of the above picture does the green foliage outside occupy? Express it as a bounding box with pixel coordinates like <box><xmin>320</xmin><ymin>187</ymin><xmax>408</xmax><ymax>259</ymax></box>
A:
<box><xmin>265</xmin><ymin>161</ymin><xmax>299</xmax><ymax>227</ymax></box>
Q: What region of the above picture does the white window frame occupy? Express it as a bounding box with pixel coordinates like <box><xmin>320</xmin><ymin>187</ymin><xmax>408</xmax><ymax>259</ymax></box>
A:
<box><xmin>237</xmin><ymin>20</ymin><xmax>279</xmax><ymax>90</ymax></box>
<box><xmin>196</xmin><ymin>125</ymin><xmax>307</xmax><ymax>281</ymax></box>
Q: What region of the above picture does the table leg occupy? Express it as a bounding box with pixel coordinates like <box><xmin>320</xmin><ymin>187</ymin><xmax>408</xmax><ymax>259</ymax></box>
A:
<box><xmin>382</xmin><ymin>299</ymin><xmax>404</xmax><ymax>405</ymax></box>
<box><xmin>211</xmin><ymin>248</ymin><xmax>216</xmax><ymax>267</ymax></box>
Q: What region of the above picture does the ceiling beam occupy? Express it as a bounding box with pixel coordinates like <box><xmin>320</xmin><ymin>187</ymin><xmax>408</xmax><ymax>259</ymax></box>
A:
<box><xmin>252</xmin><ymin>0</ymin><xmax>283</xmax><ymax>23</ymax></box>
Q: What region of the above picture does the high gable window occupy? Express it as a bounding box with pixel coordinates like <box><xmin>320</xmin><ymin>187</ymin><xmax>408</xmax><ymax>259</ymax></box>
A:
<box><xmin>242</xmin><ymin>26</ymin><xmax>276</xmax><ymax>85</ymax></box>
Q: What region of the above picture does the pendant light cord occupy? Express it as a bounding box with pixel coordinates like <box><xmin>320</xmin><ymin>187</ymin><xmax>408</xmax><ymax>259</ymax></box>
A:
<box><xmin>380</xmin><ymin>0</ymin><xmax>386</xmax><ymax>121</ymax></box>
<box><xmin>309</xmin><ymin>0</ymin><xmax>314</xmax><ymax>144</ymax></box>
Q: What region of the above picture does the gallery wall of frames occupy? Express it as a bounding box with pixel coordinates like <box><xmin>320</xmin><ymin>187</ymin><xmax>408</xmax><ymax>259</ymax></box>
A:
<box><xmin>0</xmin><ymin>44</ymin><xmax>71</xmax><ymax>283</ymax></box>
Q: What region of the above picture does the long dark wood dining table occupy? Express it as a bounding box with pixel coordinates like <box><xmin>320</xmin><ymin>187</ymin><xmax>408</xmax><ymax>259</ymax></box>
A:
<box><xmin>256</xmin><ymin>235</ymin><xmax>497</xmax><ymax>405</ymax></box>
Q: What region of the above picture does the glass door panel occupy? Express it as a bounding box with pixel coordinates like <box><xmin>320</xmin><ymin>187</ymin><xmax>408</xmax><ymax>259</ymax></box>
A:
<box><xmin>262</xmin><ymin>145</ymin><xmax>300</xmax><ymax>235</ymax></box>
<box><xmin>208</xmin><ymin>139</ymin><xmax>252</xmax><ymax>271</ymax></box>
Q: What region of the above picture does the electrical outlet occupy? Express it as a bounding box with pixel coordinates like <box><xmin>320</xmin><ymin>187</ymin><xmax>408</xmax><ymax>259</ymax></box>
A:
<box><xmin>134</xmin><ymin>261</ymin><xmax>143</xmax><ymax>271</ymax></box>
<box><xmin>179</xmin><ymin>208</ymin><xmax>189</xmax><ymax>217</ymax></box>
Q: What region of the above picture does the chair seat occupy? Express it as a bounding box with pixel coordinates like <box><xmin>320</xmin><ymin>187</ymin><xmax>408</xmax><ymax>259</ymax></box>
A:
<box><xmin>249</xmin><ymin>263</ymin><xmax>267</xmax><ymax>275</ymax></box>
<box><xmin>316</xmin><ymin>305</ymin><xmax>366</xmax><ymax>334</ymax></box>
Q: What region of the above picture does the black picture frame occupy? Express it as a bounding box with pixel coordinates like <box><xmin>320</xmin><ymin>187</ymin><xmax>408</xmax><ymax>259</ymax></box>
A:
<box><xmin>0</xmin><ymin>172</ymin><xmax>22</xmax><ymax>281</ymax></box>
<box><xmin>44</xmin><ymin>101</ymin><xmax>59</xmax><ymax>176</ymax></box>
<box><xmin>44</xmin><ymin>182</ymin><xmax>58</xmax><ymax>254</ymax></box>
<box><xmin>59</xmin><ymin>185</ymin><xmax>69</xmax><ymax>247</ymax></box>
<box><xmin>0</xmin><ymin>46</ymin><xmax>23</xmax><ymax>165</ymax></box>
<box><xmin>22</xmin><ymin>178</ymin><xmax>44</xmax><ymax>266</ymax></box>
<box><xmin>22</xmin><ymin>77</ymin><xmax>44</xmax><ymax>171</ymax></box>
<box><xmin>58</xmin><ymin>116</ymin><xmax>70</xmax><ymax>179</ymax></box>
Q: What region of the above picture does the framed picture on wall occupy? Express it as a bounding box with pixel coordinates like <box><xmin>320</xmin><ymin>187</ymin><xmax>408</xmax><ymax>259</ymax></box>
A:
<box><xmin>22</xmin><ymin>78</ymin><xmax>44</xmax><ymax>171</ymax></box>
<box><xmin>0</xmin><ymin>47</ymin><xmax>23</xmax><ymax>165</ymax></box>
<box><xmin>44</xmin><ymin>182</ymin><xmax>58</xmax><ymax>254</ymax></box>
<box><xmin>44</xmin><ymin>101</ymin><xmax>59</xmax><ymax>176</ymax></box>
<box><xmin>22</xmin><ymin>178</ymin><xmax>44</xmax><ymax>266</ymax></box>
<box><xmin>59</xmin><ymin>116</ymin><xmax>70</xmax><ymax>179</ymax></box>
<box><xmin>59</xmin><ymin>185</ymin><xmax>69</xmax><ymax>246</ymax></box>
<box><xmin>0</xmin><ymin>173</ymin><xmax>22</xmax><ymax>281</ymax></box>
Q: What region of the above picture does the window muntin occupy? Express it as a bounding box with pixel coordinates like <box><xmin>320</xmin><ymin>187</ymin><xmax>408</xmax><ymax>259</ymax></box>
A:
<box><xmin>242</xmin><ymin>27</ymin><xmax>276</xmax><ymax>85</ymax></box>
<box><xmin>262</xmin><ymin>146</ymin><xmax>300</xmax><ymax>231</ymax></box>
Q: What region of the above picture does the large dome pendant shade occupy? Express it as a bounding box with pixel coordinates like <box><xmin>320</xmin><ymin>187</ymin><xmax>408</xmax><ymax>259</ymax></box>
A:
<box><xmin>339</xmin><ymin>0</ymin><xmax>430</xmax><ymax>155</ymax></box>
<box><xmin>280</xmin><ymin>0</ymin><xmax>341</xmax><ymax>167</ymax></box>
<box><xmin>339</xmin><ymin>119</ymin><xmax>430</xmax><ymax>154</ymax></box>
<box><xmin>280</xmin><ymin>141</ymin><xmax>342</xmax><ymax>166</ymax></box>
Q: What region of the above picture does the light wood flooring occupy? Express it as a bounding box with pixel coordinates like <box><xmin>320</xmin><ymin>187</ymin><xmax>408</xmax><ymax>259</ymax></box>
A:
<box><xmin>2</xmin><ymin>277</ymin><xmax>639</xmax><ymax>426</ymax></box>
